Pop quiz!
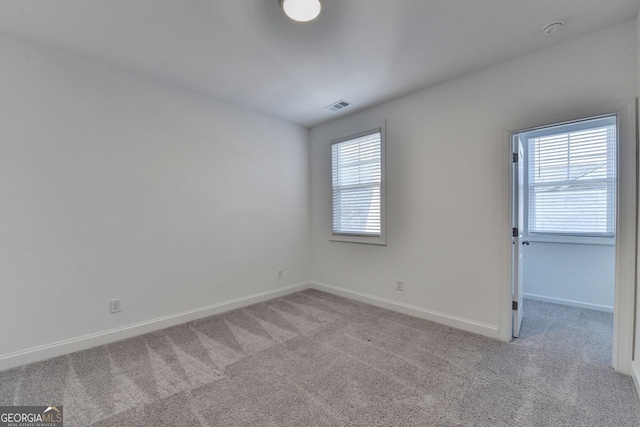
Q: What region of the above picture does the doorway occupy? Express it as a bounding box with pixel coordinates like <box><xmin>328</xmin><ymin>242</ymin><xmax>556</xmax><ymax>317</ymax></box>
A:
<box><xmin>510</xmin><ymin>114</ymin><xmax>621</xmax><ymax>368</ymax></box>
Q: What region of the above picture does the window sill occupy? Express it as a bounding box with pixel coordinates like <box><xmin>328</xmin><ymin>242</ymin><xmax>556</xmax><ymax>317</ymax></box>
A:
<box><xmin>525</xmin><ymin>235</ymin><xmax>615</xmax><ymax>246</ymax></box>
<box><xmin>329</xmin><ymin>234</ymin><xmax>387</xmax><ymax>246</ymax></box>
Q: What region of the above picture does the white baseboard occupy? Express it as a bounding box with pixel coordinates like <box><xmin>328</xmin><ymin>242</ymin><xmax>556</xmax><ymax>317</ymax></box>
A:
<box><xmin>0</xmin><ymin>281</ymin><xmax>311</xmax><ymax>372</ymax></box>
<box><xmin>310</xmin><ymin>282</ymin><xmax>499</xmax><ymax>340</ymax></box>
<box><xmin>523</xmin><ymin>293</ymin><xmax>613</xmax><ymax>313</ymax></box>
<box><xmin>632</xmin><ymin>362</ymin><xmax>640</xmax><ymax>401</ymax></box>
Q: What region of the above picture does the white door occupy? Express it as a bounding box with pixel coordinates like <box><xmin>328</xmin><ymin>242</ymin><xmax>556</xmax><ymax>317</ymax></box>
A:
<box><xmin>512</xmin><ymin>136</ymin><xmax>525</xmax><ymax>338</ymax></box>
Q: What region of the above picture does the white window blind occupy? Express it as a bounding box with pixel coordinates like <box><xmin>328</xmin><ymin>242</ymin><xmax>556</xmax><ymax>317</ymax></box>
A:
<box><xmin>527</xmin><ymin>117</ymin><xmax>616</xmax><ymax>237</ymax></box>
<box><xmin>332</xmin><ymin>131</ymin><xmax>382</xmax><ymax>236</ymax></box>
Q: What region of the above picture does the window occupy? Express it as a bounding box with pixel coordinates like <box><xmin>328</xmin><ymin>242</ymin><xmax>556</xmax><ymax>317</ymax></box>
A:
<box><xmin>331</xmin><ymin>127</ymin><xmax>385</xmax><ymax>245</ymax></box>
<box><xmin>526</xmin><ymin>116</ymin><xmax>617</xmax><ymax>240</ymax></box>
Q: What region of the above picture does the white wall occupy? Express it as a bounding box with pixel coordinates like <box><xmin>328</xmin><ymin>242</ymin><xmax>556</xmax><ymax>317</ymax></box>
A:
<box><xmin>309</xmin><ymin>20</ymin><xmax>638</xmax><ymax>337</ymax></box>
<box><xmin>0</xmin><ymin>34</ymin><xmax>310</xmax><ymax>361</ymax></box>
<box><xmin>523</xmin><ymin>243</ymin><xmax>615</xmax><ymax>311</ymax></box>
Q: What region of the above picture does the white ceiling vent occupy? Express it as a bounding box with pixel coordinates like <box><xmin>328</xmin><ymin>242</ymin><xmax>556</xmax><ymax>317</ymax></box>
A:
<box><xmin>325</xmin><ymin>100</ymin><xmax>352</xmax><ymax>112</ymax></box>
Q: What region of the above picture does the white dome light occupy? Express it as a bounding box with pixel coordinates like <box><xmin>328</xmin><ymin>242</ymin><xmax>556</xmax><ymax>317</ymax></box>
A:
<box><xmin>281</xmin><ymin>0</ymin><xmax>322</xmax><ymax>22</ymax></box>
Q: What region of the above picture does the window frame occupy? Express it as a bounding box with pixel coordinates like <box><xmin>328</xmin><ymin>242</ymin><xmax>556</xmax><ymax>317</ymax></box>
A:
<box><xmin>522</xmin><ymin>115</ymin><xmax>617</xmax><ymax>246</ymax></box>
<box><xmin>329</xmin><ymin>122</ymin><xmax>386</xmax><ymax>246</ymax></box>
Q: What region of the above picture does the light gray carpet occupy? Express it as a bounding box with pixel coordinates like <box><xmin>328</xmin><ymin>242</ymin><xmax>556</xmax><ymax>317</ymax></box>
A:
<box><xmin>1</xmin><ymin>290</ymin><xmax>638</xmax><ymax>426</ymax></box>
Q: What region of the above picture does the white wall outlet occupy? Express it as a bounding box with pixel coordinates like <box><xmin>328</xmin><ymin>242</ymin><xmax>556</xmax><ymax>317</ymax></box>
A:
<box><xmin>396</xmin><ymin>280</ymin><xmax>404</xmax><ymax>291</ymax></box>
<box><xmin>110</xmin><ymin>299</ymin><xmax>121</xmax><ymax>313</ymax></box>
<box><xmin>277</xmin><ymin>269</ymin><xmax>283</xmax><ymax>279</ymax></box>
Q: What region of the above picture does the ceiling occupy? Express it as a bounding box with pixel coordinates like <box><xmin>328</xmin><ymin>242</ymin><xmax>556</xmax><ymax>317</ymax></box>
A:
<box><xmin>0</xmin><ymin>0</ymin><xmax>638</xmax><ymax>128</ymax></box>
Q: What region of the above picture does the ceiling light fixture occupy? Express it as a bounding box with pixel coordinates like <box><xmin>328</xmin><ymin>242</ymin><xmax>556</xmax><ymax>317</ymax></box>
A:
<box><xmin>281</xmin><ymin>0</ymin><xmax>322</xmax><ymax>22</ymax></box>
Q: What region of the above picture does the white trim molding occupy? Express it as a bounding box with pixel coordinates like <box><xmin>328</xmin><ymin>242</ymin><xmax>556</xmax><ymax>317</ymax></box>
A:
<box><xmin>632</xmin><ymin>362</ymin><xmax>640</xmax><ymax>401</ymax></box>
<box><xmin>523</xmin><ymin>293</ymin><xmax>613</xmax><ymax>313</ymax></box>
<box><xmin>310</xmin><ymin>282</ymin><xmax>499</xmax><ymax>339</ymax></box>
<box><xmin>0</xmin><ymin>281</ymin><xmax>312</xmax><ymax>372</ymax></box>
<box><xmin>501</xmin><ymin>99</ymin><xmax>638</xmax><ymax>375</ymax></box>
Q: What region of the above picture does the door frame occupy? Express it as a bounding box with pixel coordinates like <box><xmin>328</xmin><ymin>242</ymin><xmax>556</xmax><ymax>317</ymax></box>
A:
<box><xmin>511</xmin><ymin>135</ymin><xmax>524</xmax><ymax>338</ymax></box>
<box><xmin>499</xmin><ymin>99</ymin><xmax>637</xmax><ymax>375</ymax></box>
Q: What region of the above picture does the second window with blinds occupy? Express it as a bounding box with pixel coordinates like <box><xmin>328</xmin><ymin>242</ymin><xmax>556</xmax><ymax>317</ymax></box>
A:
<box><xmin>523</xmin><ymin>115</ymin><xmax>617</xmax><ymax>244</ymax></box>
<box><xmin>331</xmin><ymin>126</ymin><xmax>386</xmax><ymax>245</ymax></box>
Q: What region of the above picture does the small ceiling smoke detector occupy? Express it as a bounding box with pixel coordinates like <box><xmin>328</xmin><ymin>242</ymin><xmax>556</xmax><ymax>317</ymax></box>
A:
<box><xmin>325</xmin><ymin>100</ymin><xmax>352</xmax><ymax>112</ymax></box>
<box><xmin>281</xmin><ymin>0</ymin><xmax>322</xmax><ymax>22</ymax></box>
<box><xmin>542</xmin><ymin>22</ymin><xmax>563</xmax><ymax>35</ymax></box>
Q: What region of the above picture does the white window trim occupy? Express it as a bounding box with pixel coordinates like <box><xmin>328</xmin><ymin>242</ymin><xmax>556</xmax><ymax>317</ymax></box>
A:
<box><xmin>521</xmin><ymin>115</ymin><xmax>617</xmax><ymax>246</ymax></box>
<box><xmin>524</xmin><ymin>234</ymin><xmax>616</xmax><ymax>246</ymax></box>
<box><xmin>329</xmin><ymin>122</ymin><xmax>386</xmax><ymax>246</ymax></box>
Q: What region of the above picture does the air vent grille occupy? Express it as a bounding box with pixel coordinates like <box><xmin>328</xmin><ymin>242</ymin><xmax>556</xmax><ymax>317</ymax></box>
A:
<box><xmin>325</xmin><ymin>100</ymin><xmax>352</xmax><ymax>112</ymax></box>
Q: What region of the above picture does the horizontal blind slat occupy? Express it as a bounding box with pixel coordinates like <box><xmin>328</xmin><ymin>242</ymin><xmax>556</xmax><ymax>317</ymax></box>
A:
<box><xmin>527</xmin><ymin>119</ymin><xmax>616</xmax><ymax>237</ymax></box>
<box><xmin>332</xmin><ymin>131</ymin><xmax>382</xmax><ymax>236</ymax></box>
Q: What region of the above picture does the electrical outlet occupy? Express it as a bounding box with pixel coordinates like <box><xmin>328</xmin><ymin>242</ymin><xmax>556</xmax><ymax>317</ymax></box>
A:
<box><xmin>396</xmin><ymin>280</ymin><xmax>404</xmax><ymax>291</ymax></box>
<box><xmin>110</xmin><ymin>299</ymin><xmax>121</xmax><ymax>313</ymax></box>
<box><xmin>277</xmin><ymin>269</ymin><xmax>283</xmax><ymax>279</ymax></box>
